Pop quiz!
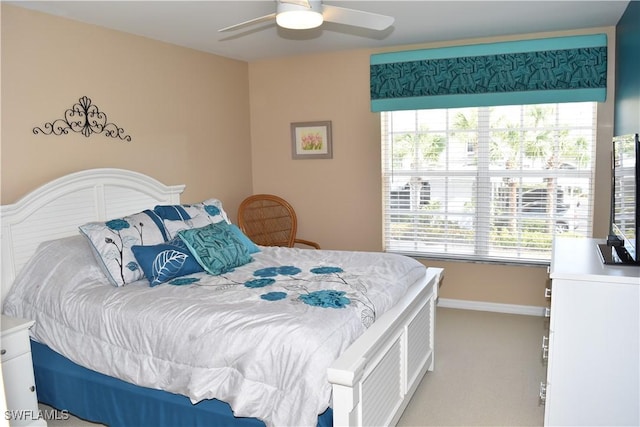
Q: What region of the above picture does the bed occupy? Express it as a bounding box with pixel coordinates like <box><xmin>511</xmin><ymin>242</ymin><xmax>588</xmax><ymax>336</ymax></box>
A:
<box><xmin>1</xmin><ymin>168</ymin><xmax>442</xmax><ymax>427</ymax></box>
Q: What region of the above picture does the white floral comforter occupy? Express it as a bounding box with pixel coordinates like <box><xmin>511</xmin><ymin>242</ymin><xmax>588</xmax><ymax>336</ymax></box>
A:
<box><xmin>3</xmin><ymin>236</ymin><xmax>426</xmax><ymax>427</ymax></box>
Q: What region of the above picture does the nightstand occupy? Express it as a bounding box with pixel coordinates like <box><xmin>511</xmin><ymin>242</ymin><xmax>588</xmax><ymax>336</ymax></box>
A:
<box><xmin>1</xmin><ymin>315</ymin><xmax>47</xmax><ymax>426</ymax></box>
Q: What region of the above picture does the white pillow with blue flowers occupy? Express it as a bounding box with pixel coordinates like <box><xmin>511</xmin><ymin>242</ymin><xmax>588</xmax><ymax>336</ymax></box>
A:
<box><xmin>181</xmin><ymin>198</ymin><xmax>230</xmax><ymax>225</ymax></box>
<box><xmin>163</xmin><ymin>214</ymin><xmax>215</xmax><ymax>240</ymax></box>
<box><xmin>79</xmin><ymin>211</ymin><xmax>167</xmax><ymax>287</ymax></box>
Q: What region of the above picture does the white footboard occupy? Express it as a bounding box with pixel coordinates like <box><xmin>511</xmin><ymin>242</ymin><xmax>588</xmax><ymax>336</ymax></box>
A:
<box><xmin>328</xmin><ymin>266</ymin><xmax>442</xmax><ymax>427</ymax></box>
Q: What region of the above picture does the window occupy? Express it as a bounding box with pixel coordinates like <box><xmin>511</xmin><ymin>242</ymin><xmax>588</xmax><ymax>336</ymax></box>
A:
<box><xmin>381</xmin><ymin>102</ymin><xmax>597</xmax><ymax>264</ymax></box>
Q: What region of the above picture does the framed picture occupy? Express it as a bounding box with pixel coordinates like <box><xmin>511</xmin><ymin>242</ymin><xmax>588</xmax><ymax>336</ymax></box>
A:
<box><xmin>291</xmin><ymin>121</ymin><xmax>332</xmax><ymax>159</ymax></box>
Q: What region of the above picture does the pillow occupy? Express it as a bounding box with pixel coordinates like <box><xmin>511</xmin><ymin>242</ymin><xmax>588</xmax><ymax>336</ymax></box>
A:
<box><xmin>164</xmin><ymin>216</ymin><xmax>260</xmax><ymax>254</ymax></box>
<box><xmin>132</xmin><ymin>237</ymin><xmax>204</xmax><ymax>286</ymax></box>
<box><xmin>178</xmin><ymin>222</ymin><xmax>253</xmax><ymax>275</ymax></box>
<box><xmin>154</xmin><ymin>199</ymin><xmax>230</xmax><ymax>225</ymax></box>
<box><xmin>163</xmin><ymin>214</ymin><xmax>216</xmax><ymax>240</ymax></box>
<box><xmin>79</xmin><ymin>210</ymin><xmax>167</xmax><ymax>286</ymax></box>
<box><xmin>3</xmin><ymin>236</ymin><xmax>112</xmax><ymax>320</ymax></box>
<box><xmin>153</xmin><ymin>205</ymin><xmax>191</xmax><ymax>221</ymax></box>
<box><xmin>228</xmin><ymin>224</ymin><xmax>261</xmax><ymax>254</ymax></box>
<box><xmin>184</xmin><ymin>198</ymin><xmax>231</xmax><ymax>224</ymax></box>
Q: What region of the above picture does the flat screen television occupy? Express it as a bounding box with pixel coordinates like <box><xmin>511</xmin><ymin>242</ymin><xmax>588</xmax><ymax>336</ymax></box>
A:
<box><xmin>599</xmin><ymin>133</ymin><xmax>640</xmax><ymax>265</ymax></box>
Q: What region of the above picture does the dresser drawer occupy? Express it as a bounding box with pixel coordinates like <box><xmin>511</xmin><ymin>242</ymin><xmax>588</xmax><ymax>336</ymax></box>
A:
<box><xmin>1</xmin><ymin>329</ymin><xmax>31</xmax><ymax>362</ymax></box>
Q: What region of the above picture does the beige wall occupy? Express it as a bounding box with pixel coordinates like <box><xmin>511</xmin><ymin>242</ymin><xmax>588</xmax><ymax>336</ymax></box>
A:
<box><xmin>1</xmin><ymin>4</ymin><xmax>616</xmax><ymax>309</ymax></box>
<box><xmin>248</xmin><ymin>27</ymin><xmax>616</xmax><ymax>308</ymax></box>
<box><xmin>1</xmin><ymin>4</ymin><xmax>253</xmax><ymax>214</ymax></box>
<box><xmin>248</xmin><ymin>50</ymin><xmax>384</xmax><ymax>251</ymax></box>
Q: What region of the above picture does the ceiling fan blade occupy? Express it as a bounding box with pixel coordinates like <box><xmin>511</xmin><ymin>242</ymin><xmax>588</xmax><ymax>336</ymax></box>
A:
<box><xmin>218</xmin><ymin>13</ymin><xmax>276</xmax><ymax>32</ymax></box>
<box><xmin>321</xmin><ymin>5</ymin><xmax>394</xmax><ymax>31</ymax></box>
<box><xmin>280</xmin><ymin>0</ymin><xmax>311</xmax><ymax>7</ymax></box>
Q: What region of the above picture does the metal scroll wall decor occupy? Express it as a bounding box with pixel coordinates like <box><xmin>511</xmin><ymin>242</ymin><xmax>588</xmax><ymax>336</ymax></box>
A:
<box><xmin>33</xmin><ymin>96</ymin><xmax>132</xmax><ymax>141</ymax></box>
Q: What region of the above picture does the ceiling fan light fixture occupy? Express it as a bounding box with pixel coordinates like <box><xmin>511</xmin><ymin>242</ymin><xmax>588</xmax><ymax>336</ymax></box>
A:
<box><xmin>276</xmin><ymin>1</ymin><xmax>323</xmax><ymax>30</ymax></box>
<box><xmin>276</xmin><ymin>10</ymin><xmax>323</xmax><ymax>29</ymax></box>
<box><xmin>219</xmin><ymin>0</ymin><xmax>395</xmax><ymax>34</ymax></box>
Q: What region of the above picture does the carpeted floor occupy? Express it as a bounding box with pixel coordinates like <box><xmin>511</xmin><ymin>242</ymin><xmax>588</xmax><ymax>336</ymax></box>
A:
<box><xmin>41</xmin><ymin>306</ymin><xmax>547</xmax><ymax>427</ymax></box>
<box><xmin>397</xmin><ymin>307</ymin><xmax>546</xmax><ymax>427</ymax></box>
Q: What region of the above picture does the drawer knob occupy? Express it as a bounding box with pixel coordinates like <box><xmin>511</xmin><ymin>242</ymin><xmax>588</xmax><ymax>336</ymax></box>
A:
<box><xmin>0</xmin><ymin>349</ymin><xmax>5</xmax><ymax>355</ymax></box>
<box><xmin>29</xmin><ymin>386</ymin><xmax>35</xmax><ymax>392</ymax></box>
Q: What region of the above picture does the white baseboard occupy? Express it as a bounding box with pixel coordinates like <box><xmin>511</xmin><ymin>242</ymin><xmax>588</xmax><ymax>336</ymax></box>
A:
<box><xmin>437</xmin><ymin>298</ymin><xmax>546</xmax><ymax>317</ymax></box>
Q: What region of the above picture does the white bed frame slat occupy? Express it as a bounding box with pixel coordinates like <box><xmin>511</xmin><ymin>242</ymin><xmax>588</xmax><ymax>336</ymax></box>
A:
<box><xmin>361</xmin><ymin>337</ymin><xmax>402</xmax><ymax>426</ymax></box>
<box><xmin>0</xmin><ymin>168</ymin><xmax>442</xmax><ymax>427</ymax></box>
<box><xmin>328</xmin><ymin>268</ymin><xmax>441</xmax><ymax>426</ymax></box>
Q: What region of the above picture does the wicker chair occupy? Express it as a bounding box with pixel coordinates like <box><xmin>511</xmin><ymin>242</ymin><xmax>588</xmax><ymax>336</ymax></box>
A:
<box><xmin>237</xmin><ymin>194</ymin><xmax>320</xmax><ymax>249</ymax></box>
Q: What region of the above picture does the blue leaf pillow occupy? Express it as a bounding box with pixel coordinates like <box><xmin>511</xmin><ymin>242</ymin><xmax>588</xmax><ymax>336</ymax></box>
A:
<box><xmin>178</xmin><ymin>222</ymin><xmax>253</xmax><ymax>275</ymax></box>
<box><xmin>132</xmin><ymin>238</ymin><xmax>204</xmax><ymax>286</ymax></box>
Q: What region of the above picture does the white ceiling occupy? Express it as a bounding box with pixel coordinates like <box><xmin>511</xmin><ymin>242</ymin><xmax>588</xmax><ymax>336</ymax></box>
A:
<box><xmin>8</xmin><ymin>0</ymin><xmax>630</xmax><ymax>62</ymax></box>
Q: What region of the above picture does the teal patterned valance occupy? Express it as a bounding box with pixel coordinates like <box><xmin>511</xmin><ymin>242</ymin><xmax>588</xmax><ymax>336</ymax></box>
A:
<box><xmin>370</xmin><ymin>34</ymin><xmax>607</xmax><ymax>112</ymax></box>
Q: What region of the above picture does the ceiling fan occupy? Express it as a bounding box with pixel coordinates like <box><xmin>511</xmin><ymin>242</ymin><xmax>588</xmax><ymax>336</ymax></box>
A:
<box><xmin>219</xmin><ymin>0</ymin><xmax>395</xmax><ymax>32</ymax></box>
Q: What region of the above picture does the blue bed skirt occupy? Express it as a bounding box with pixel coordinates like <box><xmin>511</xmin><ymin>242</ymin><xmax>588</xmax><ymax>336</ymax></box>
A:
<box><xmin>31</xmin><ymin>340</ymin><xmax>332</xmax><ymax>427</ymax></box>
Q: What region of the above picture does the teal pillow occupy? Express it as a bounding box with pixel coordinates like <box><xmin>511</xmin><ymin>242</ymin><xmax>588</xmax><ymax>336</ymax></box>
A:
<box><xmin>163</xmin><ymin>218</ymin><xmax>259</xmax><ymax>255</ymax></box>
<box><xmin>228</xmin><ymin>224</ymin><xmax>261</xmax><ymax>254</ymax></box>
<box><xmin>178</xmin><ymin>222</ymin><xmax>252</xmax><ymax>275</ymax></box>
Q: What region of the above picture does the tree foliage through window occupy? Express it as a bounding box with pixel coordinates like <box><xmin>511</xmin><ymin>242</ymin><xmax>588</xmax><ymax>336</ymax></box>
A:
<box><xmin>382</xmin><ymin>102</ymin><xmax>596</xmax><ymax>264</ymax></box>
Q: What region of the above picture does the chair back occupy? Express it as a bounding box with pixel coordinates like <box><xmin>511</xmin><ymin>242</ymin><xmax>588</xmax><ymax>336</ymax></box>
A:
<box><xmin>237</xmin><ymin>194</ymin><xmax>298</xmax><ymax>247</ymax></box>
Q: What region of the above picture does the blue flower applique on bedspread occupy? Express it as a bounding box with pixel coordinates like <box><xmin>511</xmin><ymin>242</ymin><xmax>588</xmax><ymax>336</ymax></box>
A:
<box><xmin>299</xmin><ymin>290</ymin><xmax>351</xmax><ymax>309</ymax></box>
<box><xmin>197</xmin><ymin>264</ymin><xmax>377</xmax><ymax>327</ymax></box>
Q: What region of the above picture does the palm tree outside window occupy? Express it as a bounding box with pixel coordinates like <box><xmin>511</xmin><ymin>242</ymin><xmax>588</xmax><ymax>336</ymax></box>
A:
<box><xmin>381</xmin><ymin>102</ymin><xmax>597</xmax><ymax>264</ymax></box>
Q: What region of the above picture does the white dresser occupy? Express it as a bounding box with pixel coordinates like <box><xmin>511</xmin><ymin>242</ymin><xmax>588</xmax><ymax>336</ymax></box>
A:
<box><xmin>543</xmin><ymin>237</ymin><xmax>640</xmax><ymax>426</ymax></box>
<box><xmin>1</xmin><ymin>315</ymin><xmax>46</xmax><ymax>427</ymax></box>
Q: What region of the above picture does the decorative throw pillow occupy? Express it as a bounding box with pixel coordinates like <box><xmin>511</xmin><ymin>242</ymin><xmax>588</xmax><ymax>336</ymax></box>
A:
<box><xmin>153</xmin><ymin>204</ymin><xmax>191</xmax><ymax>221</ymax></box>
<box><xmin>79</xmin><ymin>210</ymin><xmax>167</xmax><ymax>286</ymax></box>
<box><xmin>164</xmin><ymin>216</ymin><xmax>260</xmax><ymax>254</ymax></box>
<box><xmin>132</xmin><ymin>237</ymin><xmax>204</xmax><ymax>286</ymax></box>
<box><xmin>228</xmin><ymin>224</ymin><xmax>261</xmax><ymax>254</ymax></box>
<box><xmin>178</xmin><ymin>222</ymin><xmax>253</xmax><ymax>275</ymax></box>
<box><xmin>182</xmin><ymin>199</ymin><xmax>231</xmax><ymax>224</ymax></box>
<box><xmin>154</xmin><ymin>199</ymin><xmax>230</xmax><ymax>225</ymax></box>
<box><xmin>164</xmin><ymin>215</ymin><xmax>260</xmax><ymax>254</ymax></box>
<box><xmin>163</xmin><ymin>214</ymin><xmax>214</xmax><ymax>240</ymax></box>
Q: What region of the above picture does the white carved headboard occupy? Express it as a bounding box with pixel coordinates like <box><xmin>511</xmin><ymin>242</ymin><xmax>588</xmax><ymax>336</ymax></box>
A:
<box><xmin>1</xmin><ymin>168</ymin><xmax>185</xmax><ymax>302</ymax></box>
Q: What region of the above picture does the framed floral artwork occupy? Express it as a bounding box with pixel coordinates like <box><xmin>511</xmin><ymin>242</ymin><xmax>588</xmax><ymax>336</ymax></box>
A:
<box><xmin>291</xmin><ymin>121</ymin><xmax>332</xmax><ymax>159</ymax></box>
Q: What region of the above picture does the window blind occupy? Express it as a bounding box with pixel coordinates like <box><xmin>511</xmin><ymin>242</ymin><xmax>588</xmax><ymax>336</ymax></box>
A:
<box><xmin>382</xmin><ymin>102</ymin><xmax>597</xmax><ymax>264</ymax></box>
